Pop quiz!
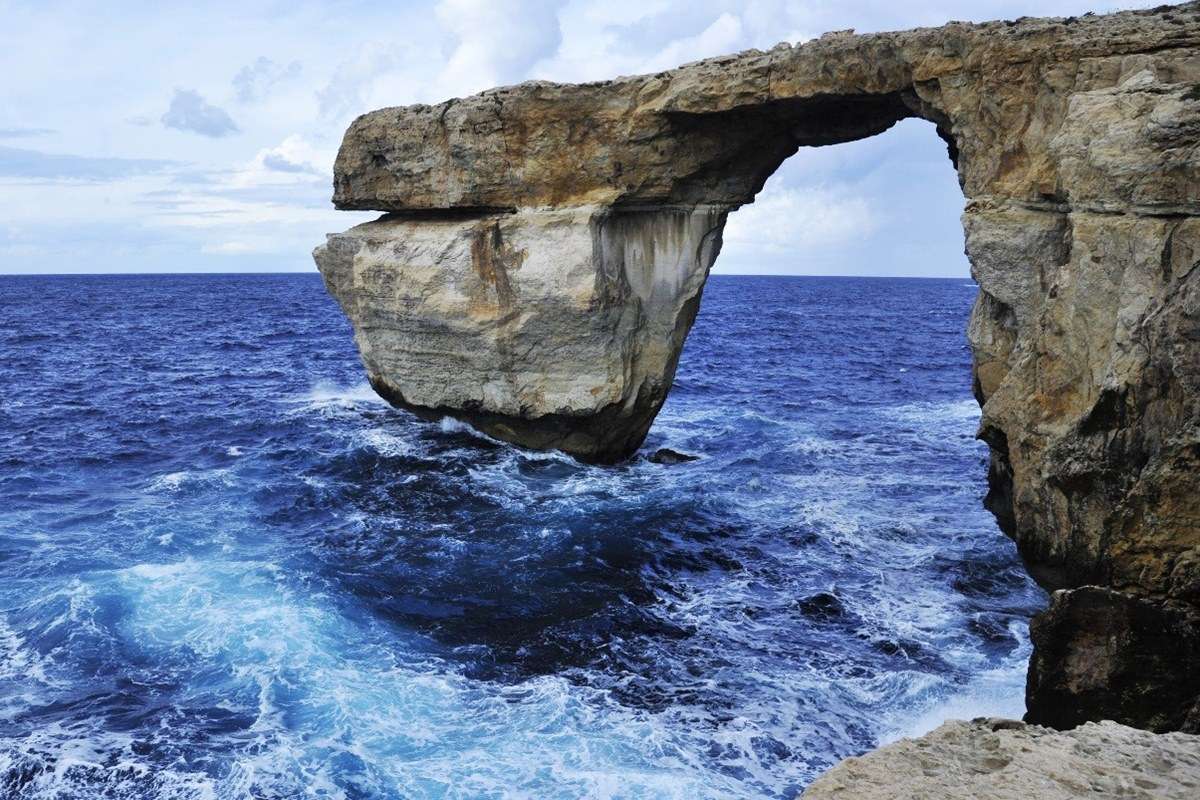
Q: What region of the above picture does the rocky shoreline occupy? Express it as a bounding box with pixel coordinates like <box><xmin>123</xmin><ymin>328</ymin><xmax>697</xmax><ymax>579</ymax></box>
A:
<box><xmin>315</xmin><ymin>2</ymin><xmax>1200</xmax><ymax>793</ymax></box>
<box><xmin>800</xmin><ymin>717</ymin><xmax>1200</xmax><ymax>799</ymax></box>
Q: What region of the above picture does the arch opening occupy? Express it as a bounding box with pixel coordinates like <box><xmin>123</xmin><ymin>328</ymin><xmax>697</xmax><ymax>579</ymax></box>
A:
<box><xmin>714</xmin><ymin>117</ymin><xmax>968</xmax><ymax>279</ymax></box>
<box><xmin>623</xmin><ymin>116</ymin><xmax>1046</xmax><ymax>737</ymax></box>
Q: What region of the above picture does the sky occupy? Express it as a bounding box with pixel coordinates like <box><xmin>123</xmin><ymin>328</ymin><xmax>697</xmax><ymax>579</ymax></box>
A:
<box><xmin>0</xmin><ymin>0</ymin><xmax>1161</xmax><ymax>277</ymax></box>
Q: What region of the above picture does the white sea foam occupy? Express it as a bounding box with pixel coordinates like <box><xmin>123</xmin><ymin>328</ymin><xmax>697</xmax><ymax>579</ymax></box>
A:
<box><xmin>79</xmin><ymin>556</ymin><xmax>752</xmax><ymax>798</ymax></box>
<box><xmin>299</xmin><ymin>380</ymin><xmax>387</xmax><ymax>409</ymax></box>
<box><xmin>878</xmin><ymin>647</ymin><xmax>1032</xmax><ymax>745</ymax></box>
<box><xmin>146</xmin><ymin>468</ymin><xmax>234</xmax><ymax>494</ymax></box>
<box><xmin>436</xmin><ymin>415</ymin><xmax>513</xmax><ymax>451</ymax></box>
<box><xmin>148</xmin><ymin>471</ymin><xmax>189</xmax><ymax>491</ymax></box>
<box><xmin>0</xmin><ymin>615</ymin><xmax>44</xmax><ymax>685</ymax></box>
<box><xmin>882</xmin><ymin>398</ymin><xmax>981</xmax><ymax>428</ymax></box>
<box><xmin>358</xmin><ymin>427</ymin><xmax>419</xmax><ymax>458</ymax></box>
<box><xmin>0</xmin><ymin>722</ymin><xmax>216</xmax><ymax>800</ymax></box>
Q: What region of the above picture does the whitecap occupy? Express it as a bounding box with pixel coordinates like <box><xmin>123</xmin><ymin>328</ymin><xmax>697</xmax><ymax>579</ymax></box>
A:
<box><xmin>882</xmin><ymin>398</ymin><xmax>981</xmax><ymax>427</ymax></box>
<box><xmin>358</xmin><ymin>427</ymin><xmax>419</xmax><ymax>458</ymax></box>
<box><xmin>296</xmin><ymin>380</ymin><xmax>387</xmax><ymax>408</ymax></box>
<box><xmin>147</xmin><ymin>471</ymin><xmax>189</xmax><ymax>491</ymax></box>
<box><xmin>437</xmin><ymin>415</ymin><xmax>500</xmax><ymax>443</ymax></box>
<box><xmin>878</xmin><ymin>651</ymin><xmax>1032</xmax><ymax>745</ymax></box>
<box><xmin>146</xmin><ymin>468</ymin><xmax>234</xmax><ymax>494</ymax></box>
<box><xmin>0</xmin><ymin>615</ymin><xmax>43</xmax><ymax>684</ymax></box>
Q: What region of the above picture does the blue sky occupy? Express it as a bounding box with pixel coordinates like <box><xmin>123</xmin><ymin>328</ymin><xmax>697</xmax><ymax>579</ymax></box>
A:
<box><xmin>0</xmin><ymin>0</ymin><xmax>1158</xmax><ymax>277</ymax></box>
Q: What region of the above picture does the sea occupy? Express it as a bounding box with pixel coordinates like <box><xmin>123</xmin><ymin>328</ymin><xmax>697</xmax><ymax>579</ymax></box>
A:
<box><xmin>0</xmin><ymin>273</ymin><xmax>1045</xmax><ymax>799</ymax></box>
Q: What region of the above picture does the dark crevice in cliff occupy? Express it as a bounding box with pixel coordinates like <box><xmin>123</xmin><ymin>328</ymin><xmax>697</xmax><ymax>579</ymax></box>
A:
<box><xmin>1161</xmin><ymin>220</ymin><xmax>1181</xmax><ymax>282</ymax></box>
<box><xmin>373</xmin><ymin>207</ymin><xmax>518</xmax><ymax>220</ymax></box>
<box><xmin>1079</xmin><ymin>387</ymin><xmax>1131</xmax><ymax>435</ymax></box>
<box><xmin>980</xmin><ymin>427</ymin><xmax>1018</xmax><ymax>543</ymax></box>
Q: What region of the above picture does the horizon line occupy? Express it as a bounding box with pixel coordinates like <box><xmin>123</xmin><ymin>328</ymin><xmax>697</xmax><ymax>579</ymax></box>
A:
<box><xmin>0</xmin><ymin>271</ymin><xmax>976</xmax><ymax>281</ymax></box>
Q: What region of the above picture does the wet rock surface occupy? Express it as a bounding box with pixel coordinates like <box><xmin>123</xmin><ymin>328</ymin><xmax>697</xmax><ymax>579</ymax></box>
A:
<box><xmin>647</xmin><ymin>448</ymin><xmax>700</xmax><ymax>464</ymax></box>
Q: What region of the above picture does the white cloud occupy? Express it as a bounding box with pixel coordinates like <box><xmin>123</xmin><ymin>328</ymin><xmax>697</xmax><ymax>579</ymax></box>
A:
<box><xmin>161</xmin><ymin>89</ymin><xmax>240</xmax><ymax>138</ymax></box>
<box><xmin>316</xmin><ymin>44</ymin><xmax>398</xmax><ymax>120</ymax></box>
<box><xmin>0</xmin><ymin>127</ymin><xmax>55</xmax><ymax>139</ymax></box>
<box><xmin>248</xmin><ymin>135</ymin><xmax>334</xmax><ymax>179</ymax></box>
<box><xmin>639</xmin><ymin>13</ymin><xmax>745</xmax><ymax>73</ymax></box>
<box><xmin>0</xmin><ymin>145</ymin><xmax>176</xmax><ymax>181</ymax></box>
<box><xmin>234</xmin><ymin>57</ymin><xmax>302</xmax><ymax>104</ymax></box>
<box><xmin>724</xmin><ymin>181</ymin><xmax>876</xmax><ymax>253</ymax></box>
<box><xmin>201</xmin><ymin>240</ymin><xmax>262</xmax><ymax>255</ymax></box>
<box><xmin>313</xmin><ymin>0</ymin><xmax>566</xmax><ymax>128</ymax></box>
<box><xmin>201</xmin><ymin>238</ymin><xmax>294</xmax><ymax>255</ymax></box>
<box><xmin>433</xmin><ymin>0</ymin><xmax>566</xmax><ymax>97</ymax></box>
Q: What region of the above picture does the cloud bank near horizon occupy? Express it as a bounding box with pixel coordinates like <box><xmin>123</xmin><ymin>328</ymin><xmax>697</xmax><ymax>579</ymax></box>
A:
<box><xmin>0</xmin><ymin>0</ymin><xmax>1158</xmax><ymax>276</ymax></box>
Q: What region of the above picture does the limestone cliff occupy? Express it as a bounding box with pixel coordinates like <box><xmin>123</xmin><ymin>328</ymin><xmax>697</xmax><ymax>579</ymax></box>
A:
<box><xmin>316</xmin><ymin>3</ymin><xmax>1200</xmax><ymax>732</ymax></box>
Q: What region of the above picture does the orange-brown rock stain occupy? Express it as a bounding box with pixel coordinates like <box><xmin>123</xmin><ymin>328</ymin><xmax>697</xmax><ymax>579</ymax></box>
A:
<box><xmin>468</xmin><ymin>220</ymin><xmax>526</xmax><ymax>316</ymax></box>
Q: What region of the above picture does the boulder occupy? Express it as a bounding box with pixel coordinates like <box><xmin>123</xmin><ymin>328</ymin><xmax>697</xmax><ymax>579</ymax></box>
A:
<box><xmin>1026</xmin><ymin>587</ymin><xmax>1200</xmax><ymax>733</ymax></box>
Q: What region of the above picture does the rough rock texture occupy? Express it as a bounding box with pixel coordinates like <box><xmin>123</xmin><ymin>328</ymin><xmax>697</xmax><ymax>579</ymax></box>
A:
<box><xmin>316</xmin><ymin>3</ymin><xmax>1200</xmax><ymax>726</ymax></box>
<box><xmin>801</xmin><ymin>717</ymin><xmax>1200</xmax><ymax>799</ymax></box>
<box><xmin>316</xmin><ymin>206</ymin><xmax>724</xmax><ymax>460</ymax></box>
<box><xmin>1026</xmin><ymin>587</ymin><xmax>1200</xmax><ymax>733</ymax></box>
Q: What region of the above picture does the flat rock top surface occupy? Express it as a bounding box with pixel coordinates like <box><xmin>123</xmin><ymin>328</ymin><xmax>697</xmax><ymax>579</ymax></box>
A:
<box><xmin>802</xmin><ymin>718</ymin><xmax>1200</xmax><ymax>799</ymax></box>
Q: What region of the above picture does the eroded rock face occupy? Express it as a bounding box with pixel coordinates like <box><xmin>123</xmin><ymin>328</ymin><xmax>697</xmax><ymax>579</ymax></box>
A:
<box><xmin>317</xmin><ymin>3</ymin><xmax>1200</xmax><ymax>727</ymax></box>
<box><xmin>1026</xmin><ymin>587</ymin><xmax>1200</xmax><ymax>733</ymax></box>
<box><xmin>800</xmin><ymin>717</ymin><xmax>1200</xmax><ymax>799</ymax></box>
<box><xmin>315</xmin><ymin>205</ymin><xmax>725</xmax><ymax>461</ymax></box>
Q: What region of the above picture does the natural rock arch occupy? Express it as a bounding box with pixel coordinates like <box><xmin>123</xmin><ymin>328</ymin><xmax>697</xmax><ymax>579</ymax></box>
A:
<box><xmin>316</xmin><ymin>4</ymin><xmax>1200</xmax><ymax>731</ymax></box>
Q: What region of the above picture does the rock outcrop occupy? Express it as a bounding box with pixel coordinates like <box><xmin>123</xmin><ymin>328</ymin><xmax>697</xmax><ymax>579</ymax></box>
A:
<box><xmin>1026</xmin><ymin>587</ymin><xmax>1200</xmax><ymax>733</ymax></box>
<box><xmin>800</xmin><ymin>717</ymin><xmax>1200</xmax><ymax>799</ymax></box>
<box><xmin>316</xmin><ymin>3</ymin><xmax>1200</xmax><ymax>730</ymax></box>
<box><xmin>317</xmin><ymin>206</ymin><xmax>724</xmax><ymax>460</ymax></box>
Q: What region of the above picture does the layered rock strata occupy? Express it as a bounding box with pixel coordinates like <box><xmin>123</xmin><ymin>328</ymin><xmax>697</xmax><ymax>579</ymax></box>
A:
<box><xmin>316</xmin><ymin>3</ymin><xmax>1200</xmax><ymax>729</ymax></box>
<box><xmin>316</xmin><ymin>206</ymin><xmax>724</xmax><ymax>460</ymax></box>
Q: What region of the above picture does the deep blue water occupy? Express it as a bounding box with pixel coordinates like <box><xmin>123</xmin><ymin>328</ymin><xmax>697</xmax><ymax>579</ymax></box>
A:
<box><xmin>0</xmin><ymin>274</ymin><xmax>1044</xmax><ymax>799</ymax></box>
